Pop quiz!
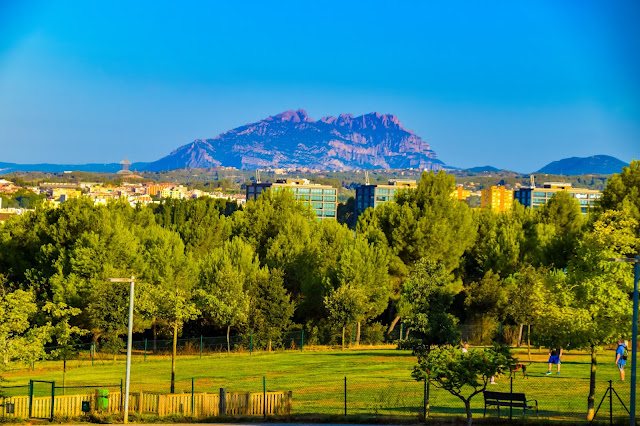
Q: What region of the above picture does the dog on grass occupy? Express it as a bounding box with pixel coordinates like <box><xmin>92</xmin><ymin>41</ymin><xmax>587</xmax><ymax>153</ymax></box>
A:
<box><xmin>509</xmin><ymin>362</ymin><xmax>531</xmax><ymax>379</ymax></box>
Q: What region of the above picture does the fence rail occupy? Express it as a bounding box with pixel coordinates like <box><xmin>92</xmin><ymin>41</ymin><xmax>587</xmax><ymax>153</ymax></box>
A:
<box><xmin>0</xmin><ymin>389</ymin><xmax>291</xmax><ymax>419</ymax></box>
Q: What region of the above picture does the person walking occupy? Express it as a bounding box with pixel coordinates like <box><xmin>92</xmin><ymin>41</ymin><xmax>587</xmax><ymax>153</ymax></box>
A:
<box><xmin>546</xmin><ymin>347</ymin><xmax>563</xmax><ymax>375</ymax></box>
<box><xmin>615</xmin><ymin>339</ymin><xmax>628</xmax><ymax>382</ymax></box>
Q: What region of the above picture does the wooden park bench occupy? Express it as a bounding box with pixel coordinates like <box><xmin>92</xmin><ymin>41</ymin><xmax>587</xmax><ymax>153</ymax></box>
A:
<box><xmin>483</xmin><ymin>391</ymin><xmax>538</xmax><ymax>418</ymax></box>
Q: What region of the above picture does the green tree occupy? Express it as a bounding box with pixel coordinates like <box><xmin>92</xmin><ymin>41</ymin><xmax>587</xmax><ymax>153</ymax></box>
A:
<box><xmin>153</xmin><ymin>198</ymin><xmax>233</xmax><ymax>255</ymax></box>
<box><xmin>358</xmin><ymin>171</ymin><xmax>475</xmax><ymax>333</ymax></box>
<box><xmin>137</xmin><ymin>226</ymin><xmax>199</xmax><ymax>394</ymax></box>
<box><xmin>324</xmin><ymin>283</ymin><xmax>367</xmax><ymax>349</ymax></box>
<box><xmin>247</xmin><ymin>268</ymin><xmax>295</xmax><ymax>351</ymax></box>
<box><xmin>43</xmin><ymin>301</ymin><xmax>87</xmax><ymax>392</ymax></box>
<box><xmin>598</xmin><ymin>159</ymin><xmax>640</xmax><ymax>220</ymax></box>
<box><xmin>401</xmin><ymin>259</ymin><xmax>460</xmax><ymax>349</ymax></box>
<box><xmin>324</xmin><ymin>237</ymin><xmax>391</xmax><ymax>344</ymax></box>
<box><xmin>298</xmin><ymin>219</ymin><xmax>353</xmax><ymax>321</ymax></box>
<box><xmin>503</xmin><ymin>266</ymin><xmax>546</xmax><ymax>355</ymax></box>
<box><xmin>413</xmin><ymin>345</ymin><xmax>515</xmax><ymax>426</ymax></box>
<box><xmin>464</xmin><ymin>270</ymin><xmax>508</xmax><ymax>325</ymax></box>
<box><xmin>0</xmin><ymin>281</ymin><xmax>49</xmax><ymax>370</ymax></box>
<box><xmin>196</xmin><ymin>238</ymin><xmax>257</xmax><ymax>352</ymax></box>
<box><xmin>360</xmin><ymin>171</ymin><xmax>476</xmax><ymax>273</ymax></box>
<box><xmin>233</xmin><ymin>189</ymin><xmax>318</xmax><ymax>305</ymax></box>
<box><xmin>532</xmin><ymin>191</ymin><xmax>584</xmax><ymax>269</ymax></box>
<box><xmin>534</xmin><ymin>210</ymin><xmax>638</xmax><ymax>420</ymax></box>
<box><xmin>86</xmin><ymin>279</ymin><xmax>131</xmax><ymax>356</ymax></box>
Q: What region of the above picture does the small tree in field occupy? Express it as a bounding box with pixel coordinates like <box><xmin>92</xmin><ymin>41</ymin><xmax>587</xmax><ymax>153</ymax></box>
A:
<box><xmin>413</xmin><ymin>345</ymin><xmax>515</xmax><ymax>426</ymax></box>
<box><xmin>44</xmin><ymin>301</ymin><xmax>87</xmax><ymax>392</ymax></box>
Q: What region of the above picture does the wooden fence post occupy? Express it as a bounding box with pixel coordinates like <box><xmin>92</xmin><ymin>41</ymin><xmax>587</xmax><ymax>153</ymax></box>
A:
<box><xmin>287</xmin><ymin>391</ymin><xmax>292</xmax><ymax>415</ymax></box>
<box><xmin>219</xmin><ymin>388</ymin><xmax>226</xmax><ymax>416</ymax></box>
<box><xmin>138</xmin><ymin>391</ymin><xmax>143</xmax><ymax>413</ymax></box>
<box><xmin>158</xmin><ymin>394</ymin><xmax>166</xmax><ymax>417</ymax></box>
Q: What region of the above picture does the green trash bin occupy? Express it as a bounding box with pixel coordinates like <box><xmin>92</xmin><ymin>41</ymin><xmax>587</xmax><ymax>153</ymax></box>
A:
<box><xmin>96</xmin><ymin>389</ymin><xmax>109</xmax><ymax>411</ymax></box>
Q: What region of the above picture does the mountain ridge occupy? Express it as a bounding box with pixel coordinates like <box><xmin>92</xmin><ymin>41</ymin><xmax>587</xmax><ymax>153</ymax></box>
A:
<box><xmin>145</xmin><ymin>109</ymin><xmax>442</xmax><ymax>171</ymax></box>
<box><xmin>536</xmin><ymin>155</ymin><xmax>628</xmax><ymax>175</ymax></box>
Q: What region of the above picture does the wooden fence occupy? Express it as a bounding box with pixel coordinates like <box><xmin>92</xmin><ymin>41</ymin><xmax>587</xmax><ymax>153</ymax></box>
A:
<box><xmin>0</xmin><ymin>389</ymin><xmax>291</xmax><ymax>419</ymax></box>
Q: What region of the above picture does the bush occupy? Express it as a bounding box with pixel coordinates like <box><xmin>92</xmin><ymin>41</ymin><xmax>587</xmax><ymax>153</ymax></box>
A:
<box><xmin>361</xmin><ymin>322</ymin><xmax>385</xmax><ymax>345</ymax></box>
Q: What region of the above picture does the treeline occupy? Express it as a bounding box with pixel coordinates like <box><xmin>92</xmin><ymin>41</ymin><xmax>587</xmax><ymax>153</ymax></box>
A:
<box><xmin>1</xmin><ymin>163</ymin><xmax>638</xmax><ymax>375</ymax></box>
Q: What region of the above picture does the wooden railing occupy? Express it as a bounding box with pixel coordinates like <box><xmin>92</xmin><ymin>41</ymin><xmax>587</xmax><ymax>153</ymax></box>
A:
<box><xmin>0</xmin><ymin>389</ymin><xmax>291</xmax><ymax>419</ymax></box>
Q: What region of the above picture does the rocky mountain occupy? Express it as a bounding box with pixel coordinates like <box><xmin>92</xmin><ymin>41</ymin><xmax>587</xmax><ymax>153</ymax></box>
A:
<box><xmin>145</xmin><ymin>109</ymin><xmax>443</xmax><ymax>171</ymax></box>
<box><xmin>537</xmin><ymin>155</ymin><xmax>628</xmax><ymax>175</ymax></box>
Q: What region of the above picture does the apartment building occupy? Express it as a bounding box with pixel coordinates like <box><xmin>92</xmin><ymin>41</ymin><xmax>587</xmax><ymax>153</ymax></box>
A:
<box><xmin>246</xmin><ymin>178</ymin><xmax>338</xmax><ymax>220</ymax></box>
<box><xmin>480</xmin><ymin>186</ymin><xmax>514</xmax><ymax>212</ymax></box>
<box><xmin>514</xmin><ymin>182</ymin><xmax>601</xmax><ymax>215</ymax></box>
<box><xmin>451</xmin><ymin>186</ymin><xmax>472</xmax><ymax>201</ymax></box>
<box><xmin>355</xmin><ymin>179</ymin><xmax>417</xmax><ymax>221</ymax></box>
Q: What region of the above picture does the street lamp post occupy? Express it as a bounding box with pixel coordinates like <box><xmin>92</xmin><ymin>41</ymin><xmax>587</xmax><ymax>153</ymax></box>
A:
<box><xmin>609</xmin><ymin>256</ymin><xmax>640</xmax><ymax>426</ymax></box>
<box><xmin>108</xmin><ymin>276</ymin><xmax>136</xmax><ymax>424</ymax></box>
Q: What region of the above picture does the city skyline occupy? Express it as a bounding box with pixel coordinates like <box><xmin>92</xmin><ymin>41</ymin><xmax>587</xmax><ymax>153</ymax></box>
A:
<box><xmin>1</xmin><ymin>1</ymin><xmax>638</xmax><ymax>172</ymax></box>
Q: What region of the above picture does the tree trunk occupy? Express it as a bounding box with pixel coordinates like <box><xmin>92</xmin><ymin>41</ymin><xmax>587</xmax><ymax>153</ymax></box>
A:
<box><xmin>152</xmin><ymin>316</ymin><xmax>157</xmax><ymax>353</ymax></box>
<box><xmin>342</xmin><ymin>326</ymin><xmax>346</xmax><ymax>350</ymax></box>
<box><xmin>171</xmin><ymin>322</ymin><xmax>177</xmax><ymax>394</ymax></box>
<box><xmin>387</xmin><ymin>316</ymin><xmax>400</xmax><ymax>336</ymax></box>
<box><xmin>404</xmin><ymin>327</ymin><xmax>411</xmax><ymax>340</ymax></box>
<box><xmin>587</xmin><ymin>344</ymin><xmax>597</xmax><ymax>420</ymax></box>
<box><xmin>464</xmin><ymin>398</ymin><xmax>473</xmax><ymax>426</ymax></box>
<box><xmin>267</xmin><ymin>339</ymin><xmax>272</xmax><ymax>352</ymax></box>
<box><xmin>356</xmin><ymin>322</ymin><xmax>361</xmax><ymax>346</ymax></box>
<box><xmin>517</xmin><ymin>324</ymin><xmax>523</xmax><ymax>347</ymax></box>
<box><xmin>527</xmin><ymin>324</ymin><xmax>531</xmax><ymax>361</ymax></box>
<box><xmin>226</xmin><ymin>325</ymin><xmax>231</xmax><ymax>354</ymax></box>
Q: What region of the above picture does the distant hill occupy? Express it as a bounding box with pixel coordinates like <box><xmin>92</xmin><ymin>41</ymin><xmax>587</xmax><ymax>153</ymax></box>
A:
<box><xmin>0</xmin><ymin>162</ymin><xmax>149</xmax><ymax>174</ymax></box>
<box><xmin>537</xmin><ymin>155</ymin><xmax>628</xmax><ymax>175</ymax></box>
<box><xmin>466</xmin><ymin>166</ymin><xmax>501</xmax><ymax>173</ymax></box>
<box><xmin>145</xmin><ymin>109</ymin><xmax>443</xmax><ymax>171</ymax></box>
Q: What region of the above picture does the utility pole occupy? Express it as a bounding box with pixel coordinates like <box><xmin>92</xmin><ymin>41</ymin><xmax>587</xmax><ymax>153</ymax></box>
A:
<box><xmin>108</xmin><ymin>277</ymin><xmax>136</xmax><ymax>423</ymax></box>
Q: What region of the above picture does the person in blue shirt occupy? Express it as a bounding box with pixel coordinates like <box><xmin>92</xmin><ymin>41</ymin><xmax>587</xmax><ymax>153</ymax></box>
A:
<box><xmin>615</xmin><ymin>339</ymin><xmax>628</xmax><ymax>382</ymax></box>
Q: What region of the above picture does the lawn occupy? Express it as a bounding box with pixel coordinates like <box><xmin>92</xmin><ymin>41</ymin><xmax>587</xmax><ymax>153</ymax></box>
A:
<box><xmin>0</xmin><ymin>345</ymin><xmax>635</xmax><ymax>423</ymax></box>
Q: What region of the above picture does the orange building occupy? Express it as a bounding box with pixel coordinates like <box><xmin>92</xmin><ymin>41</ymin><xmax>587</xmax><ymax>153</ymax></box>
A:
<box><xmin>451</xmin><ymin>186</ymin><xmax>472</xmax><ymax>201</ymax></box>
<box><xmin>480</xmin><ymin>185</ymin><xmax>513</xmax><ymax>212</ymax></box>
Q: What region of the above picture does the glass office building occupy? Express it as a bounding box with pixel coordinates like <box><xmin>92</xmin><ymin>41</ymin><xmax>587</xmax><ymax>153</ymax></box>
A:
<box><xmin>355</xmin><ymin>180</ymin><xmax>417</xmax><ymax>221</ymax></box>
<box><xmin>246</xmin><ymin>178</ymin><xmax>338</xmax><ymax>220</ymax></box>
<box><xmin>514</xmin><ymin>182</ymin><xmax>601</xmax><ymax>215</ymax></box>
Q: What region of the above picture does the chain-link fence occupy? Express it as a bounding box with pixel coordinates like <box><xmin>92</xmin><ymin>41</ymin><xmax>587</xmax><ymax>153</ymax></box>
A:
<box><xmin>36</xmin><ymin>324</ymin><xmax>439</xmax><ymax>366</ymax></box>
<box><xmin>36</xmin><ymin>330</ymin><xmax>306</xmax><ymax>366</ymax></box>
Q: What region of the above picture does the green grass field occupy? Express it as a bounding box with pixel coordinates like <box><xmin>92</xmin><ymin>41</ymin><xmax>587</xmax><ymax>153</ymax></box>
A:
<box><xmin>0</xmin><ymin>345</ymin><xmax>635</xmax><ymax>423</ymax></box>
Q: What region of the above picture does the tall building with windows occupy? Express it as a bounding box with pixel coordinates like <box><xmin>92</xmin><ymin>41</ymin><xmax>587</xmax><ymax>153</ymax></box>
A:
<box><xmin>480</xmin><ymin>185</ymin><xmax>513</xmax><ymax>212</ymax></box>
<box><xmin>514</xmin><ymin>182</ymin><xmax>601</xmax><ymax>215</ymax></box>
<box><xmin>245</xmin><ymin>178</ymin><xmax>338</xmax><ymax>220</ymax></box>
<box><xmin>355</xmin><ymin>179</ymin><xmax>417</xmax><ymax>221</ymax></box>
<box><xmin>451</xmin><ymin>186</ymin><xmax>472</xmax><ymax>201</ymax></box>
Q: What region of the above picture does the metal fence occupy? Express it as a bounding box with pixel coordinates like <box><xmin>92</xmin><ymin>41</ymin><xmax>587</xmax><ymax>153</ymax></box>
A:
<box><xmin>37</xmin><ymin>325</ymin><xmax>443</xmax><ymax>366</ymax></box>
<box><xmin>38</xmin><ymin>330</ymin><xmax>306</xmax><ymax>366</ymax></box>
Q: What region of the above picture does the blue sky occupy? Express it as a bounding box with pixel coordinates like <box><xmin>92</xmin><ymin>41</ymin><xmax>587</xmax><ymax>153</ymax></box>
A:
<box><xmin>0</xmin><ymin>1</ymin><xmax>638</xmax><ymax>172</ymax></box>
